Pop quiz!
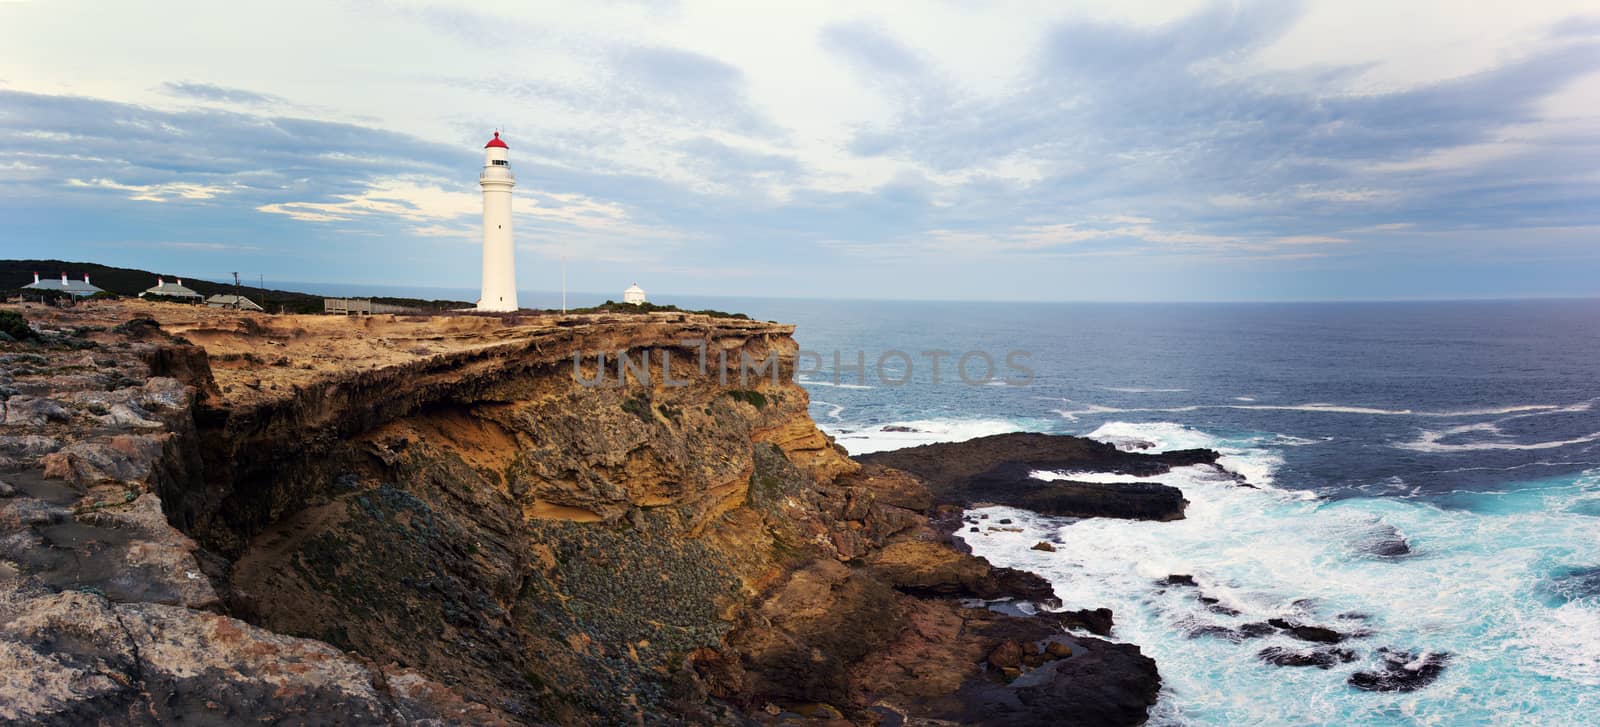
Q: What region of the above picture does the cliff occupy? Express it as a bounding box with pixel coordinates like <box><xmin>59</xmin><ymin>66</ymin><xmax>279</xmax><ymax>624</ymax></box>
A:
<box><xmin>1</xmin><ymin>301</ymin><xmax>1162</xmax><ymax>725</ymax></box>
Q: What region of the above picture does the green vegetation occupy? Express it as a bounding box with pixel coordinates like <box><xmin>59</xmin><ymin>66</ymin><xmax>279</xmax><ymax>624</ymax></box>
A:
<box><xmin>571</xmin><ymin>299</ymin><xmax>750</xmax><ymax>320</ymax></box>
<box><xmin>1</xmin><ymin>259</ymin><xmax>468</xmax><ymax>314</ymax></box>
<box><xmin>0</xmin><ymin>310</ymin><xmax>34</xmax><ymax>341</ymax></box>
<box><xmin>727</xmin><ymin>389</ymin><xmax>767</xmax><ymax>409</ymax></box>
<box><xmin>621</xmin><ymin>396</ymin><xmax>653</xmax><ymax>423</ymax></box>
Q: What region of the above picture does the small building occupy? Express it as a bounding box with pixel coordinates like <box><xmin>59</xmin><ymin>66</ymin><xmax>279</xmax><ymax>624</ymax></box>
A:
<box><xmin>140</xmin><ymin>276</ymin><xmax>202</xmax><ymax>301</ymax></box>
<box><xmin>22</xmin><ymin>272</ymin><xmax>104</xmax><ymax>298</ymax></box>
<box><xmin>623</xmin><ymin>283</ymin><xmax>647</xmax><ymax>305</ymax></box>
<box><xmin>324</xmin><ymin>298</ymin><xmax>419</xmax><ymax>315</ymax></box>
<box><xmin>206</xmin><ymin>294</ymin><xmax>265</xmax><ymax>312</ymax></box>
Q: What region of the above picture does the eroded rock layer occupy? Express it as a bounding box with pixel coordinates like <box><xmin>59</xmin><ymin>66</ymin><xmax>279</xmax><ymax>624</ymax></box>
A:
<box><xmin>1</xmin><ymin>302</ymin><xmax>1172</xmax><ymax>725</ymax></box>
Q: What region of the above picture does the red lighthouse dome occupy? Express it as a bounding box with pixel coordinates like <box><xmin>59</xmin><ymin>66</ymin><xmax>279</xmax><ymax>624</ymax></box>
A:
<box><xmin>485</xmin><ymin>131</ymin><xmax>508</xmax><ymax>149</ymax></box>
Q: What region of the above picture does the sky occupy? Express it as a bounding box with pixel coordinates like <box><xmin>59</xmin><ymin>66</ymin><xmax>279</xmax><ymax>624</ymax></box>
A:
<box><xmin>2</xmin><ymin>0</ymin><xmax>1598</xmax><ymax>302</ymax></box>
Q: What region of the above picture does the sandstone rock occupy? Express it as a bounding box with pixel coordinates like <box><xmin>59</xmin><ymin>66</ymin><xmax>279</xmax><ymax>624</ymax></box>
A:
<box><xmin>1030</xmin><ymin>540</ymin><xmax>1055</xmax><ymax>552</ymax></box>
<box><xmin>987</xmin><ymin>640</ymin><xmax>1024</xmax><ymax>669</ymax></box>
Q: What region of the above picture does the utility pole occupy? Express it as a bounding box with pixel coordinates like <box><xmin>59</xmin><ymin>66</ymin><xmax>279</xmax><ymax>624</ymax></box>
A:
<box><xmin>231</xmin><ymin>272</ymin><xmax>242</xmax><ymax>310</ymax></box>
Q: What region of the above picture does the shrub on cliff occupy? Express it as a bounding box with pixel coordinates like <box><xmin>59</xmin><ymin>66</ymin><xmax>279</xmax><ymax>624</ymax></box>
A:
<box><xmin>575</xmin><ymin>300</ymin><xmax>751</xmax><ymax>320</ymax></box>
<box><xmin>0</xmin><ymin>310</ymin><xmax>35</xmax><ymax>340</ymax></box>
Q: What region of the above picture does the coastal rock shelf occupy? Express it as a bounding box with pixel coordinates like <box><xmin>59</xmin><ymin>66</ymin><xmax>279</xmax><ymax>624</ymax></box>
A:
<box><xmin>0</xmin><ymin>301</ymin><xmax>1171</xmax><ymax>725</ymax></box>
<box><xmin>859</xmin><ymin>431</ymin><xmax>1217</xmax><ymax>521</ymax></box>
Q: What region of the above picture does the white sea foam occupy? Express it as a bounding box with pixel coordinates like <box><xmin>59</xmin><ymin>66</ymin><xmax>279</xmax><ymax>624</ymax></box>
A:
<box><xmin>1510</xmin><ymin>603</ymin><xmax>1600</xmax><ymax>686</ymax></box>
<box><xmin>1051</xmin><ymin>399</ymin><xmax>1592</xmax><ymax>421</ymax></box>
<box><xmin>1399</xmin><ymin>429</ymin><xmax>1600</xmax><ymax>453</ymax></box>
<box><xmin>1031</xmin><ymin>469</ymin><xmax>1160</xmax><ymax>484</ymax></box>
<box><xmin>822</xmin><ymin>418</ymin><xmax>1028</xmax><ymax>455</ymax></box>
<box><xmin>959</xmin><ymin>424</ymin><xmax>1600</xmax><ymax>725</ymax></box>
<box><xmin>797</xmin><ymin>376</ymin><xmax>873</xmax><ymax>390</ymax></box>
<box><xmin>810</xmin><ymin>399</ymin><xmax>846</xmax><ymax>421</ymax></box>
<box><xmin>1085</xmin><ymin>421</ymin><xmax>1293</xmax><ymax>489</ymax></box>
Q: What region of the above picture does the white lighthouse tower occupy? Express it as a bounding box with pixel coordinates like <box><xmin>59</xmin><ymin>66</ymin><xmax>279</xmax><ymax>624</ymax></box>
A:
<box><xmin>477</xmin><ymin>131</ymin><xmax>518</xmax><ymax>311</ymax></box>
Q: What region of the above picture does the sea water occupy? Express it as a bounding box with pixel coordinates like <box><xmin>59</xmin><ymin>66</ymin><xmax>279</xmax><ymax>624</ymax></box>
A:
<box><xmin>676</xmin><ymin>297</ymin><xmax>1600</xmax><ymax>726</ymax></box>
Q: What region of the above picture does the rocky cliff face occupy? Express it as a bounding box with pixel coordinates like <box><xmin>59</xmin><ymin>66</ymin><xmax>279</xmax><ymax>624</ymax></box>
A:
<box><xmin>1</xmin><ymin>303</ymin><xmax>1163</xmax><ymax>725</ymax></box>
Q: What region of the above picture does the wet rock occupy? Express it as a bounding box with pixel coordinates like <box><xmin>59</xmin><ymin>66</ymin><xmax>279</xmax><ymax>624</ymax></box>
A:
<box><xmin>1054</xmin><ymin>607</ymin><xmax>1114</xmax><ymax>637</ymax></box>
<box><xmin>987</xmin><ymin>640</ymin><xmax>1024</xmax><ymax>669</ymax></box>
<box><xmin>1030</xmin><ymin>541</ymin><xmax>1055</xmax><ymax>552</ymax></box>
<box><xmin>1238</xmin><ymin>622</ymin><xmax>1278</xmax><ymax>638</ymax></box>
<box><xmin>1257</xmin><ymin>646</ymin><xmax>1357</xmax><ymax>669</ymax></box>
<box><xmin>1348</xmin><ymin>649</ymin><xmax>1450</xmax><ymax>692</ymax></box>
<box><xmin>1268</xmin><ymin>618</ymin><xmax>1346</xmax><ymax>644</ymax></box>
<box><xmin>1356</xmin><ymin>523</ymin><xmax>1412</xmax><ymax>558</ymax></box>
<box><xmin>1158</xmin><ymin>574</ymin><xmax>1198</xmax><ymax>587</ymax></box>
<box><xmin>1196</xmin><ymin>594</ymin><xmax>1241</xmax><ymax>615</ymax></box>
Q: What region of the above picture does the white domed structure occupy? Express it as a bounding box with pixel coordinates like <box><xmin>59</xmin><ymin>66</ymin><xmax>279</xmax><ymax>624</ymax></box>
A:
<box><xmin>623</xmin><ymin>283</ymin><xmax>647</xmax><ymax>305</ymax></box>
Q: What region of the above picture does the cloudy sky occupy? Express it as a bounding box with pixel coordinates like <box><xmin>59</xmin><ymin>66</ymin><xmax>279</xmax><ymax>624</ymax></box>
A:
<box><xmin>3</xmin><ymin>0</ymin><xmax>1598</xmax><ymax>302</ymax></box>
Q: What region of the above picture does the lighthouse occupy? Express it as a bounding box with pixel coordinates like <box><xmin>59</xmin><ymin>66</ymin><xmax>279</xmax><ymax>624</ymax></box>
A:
<box><xmin>477</xmin><ymin>131</ymin><xmax>518</xmax><ymax>311</ymax></box>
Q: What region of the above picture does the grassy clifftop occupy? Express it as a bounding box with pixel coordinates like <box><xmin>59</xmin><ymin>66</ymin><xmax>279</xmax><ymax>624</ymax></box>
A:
<box><xmin>0</xmin><ymin>259</ymin><xmax>466</xmax><ymax>313</ymax></box>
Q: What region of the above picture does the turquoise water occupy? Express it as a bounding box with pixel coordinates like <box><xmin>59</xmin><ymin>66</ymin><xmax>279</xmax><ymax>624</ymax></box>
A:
<box><xmin>696</xmin><ymin>298</ymin><xmax>1600</xmax><ymax>726</ymax></box>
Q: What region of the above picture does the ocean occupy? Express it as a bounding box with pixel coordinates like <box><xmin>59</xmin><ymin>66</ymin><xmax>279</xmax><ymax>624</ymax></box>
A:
<box><xmin>702</xmin><ymin>297</ymin><xmax>1600</xmax><ymax>726</ymax></box>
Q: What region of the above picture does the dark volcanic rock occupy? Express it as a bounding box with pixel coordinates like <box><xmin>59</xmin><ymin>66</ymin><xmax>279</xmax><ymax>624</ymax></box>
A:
<box><xmin>1257</xmin><ymin>646</ymin><xmax>1357</xmax><ymax>669</ymax></box>
<box><xmin>1158</xmin><ymin>574</ymin><xmax>1198</xmax><ymax>587</ymax></box>
<box><xmin>1268</xmin><ymin>618</ymin><xmax>1347</xmax><ymax>644</ymax></box>
<box><xmin>955</xmin><ymin>634</ymin><xmax>1161</xmax><ymax>727</ymax></box>
<box><xmin>1238</xmin><ymin>622</ymin><xmax>1279</xmax><ymax>639</ymax></box>
<box><xmin>1348</xmin><ymin>649</ymin><xmax>1450</xmax><ymax>692</ymax></box>
<box><xmin>1056</xmin><ymin>607</ymin><xmax>1115</xmax><ymax>637</ymax></box>
<box><xmin>860</xmin><ymin>434</ymin><xmax>1213</xmax><ymax>521</ymax></box>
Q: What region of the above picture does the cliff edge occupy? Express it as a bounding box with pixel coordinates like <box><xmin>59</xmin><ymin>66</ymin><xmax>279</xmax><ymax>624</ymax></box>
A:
<box><xmin>0</xmin><ymin>302</ymin><xmax>1163</xmax><ymax>725</ymax></box>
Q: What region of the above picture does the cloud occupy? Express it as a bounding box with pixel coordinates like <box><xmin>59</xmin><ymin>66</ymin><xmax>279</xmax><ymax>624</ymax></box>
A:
<box><xmin>1</xmin><ymin>2</ymin><xmax>1598</xmax><ymax>300</ymax></box>
<box><xmin>66</xmin><ymin>177</ymin><xmax>234</xmax><ymax>202</ymax></box>
<box><xmin>162</xmin><ymin>82</ymin><xmax>287</xmax><ymax>106</ymax></box>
